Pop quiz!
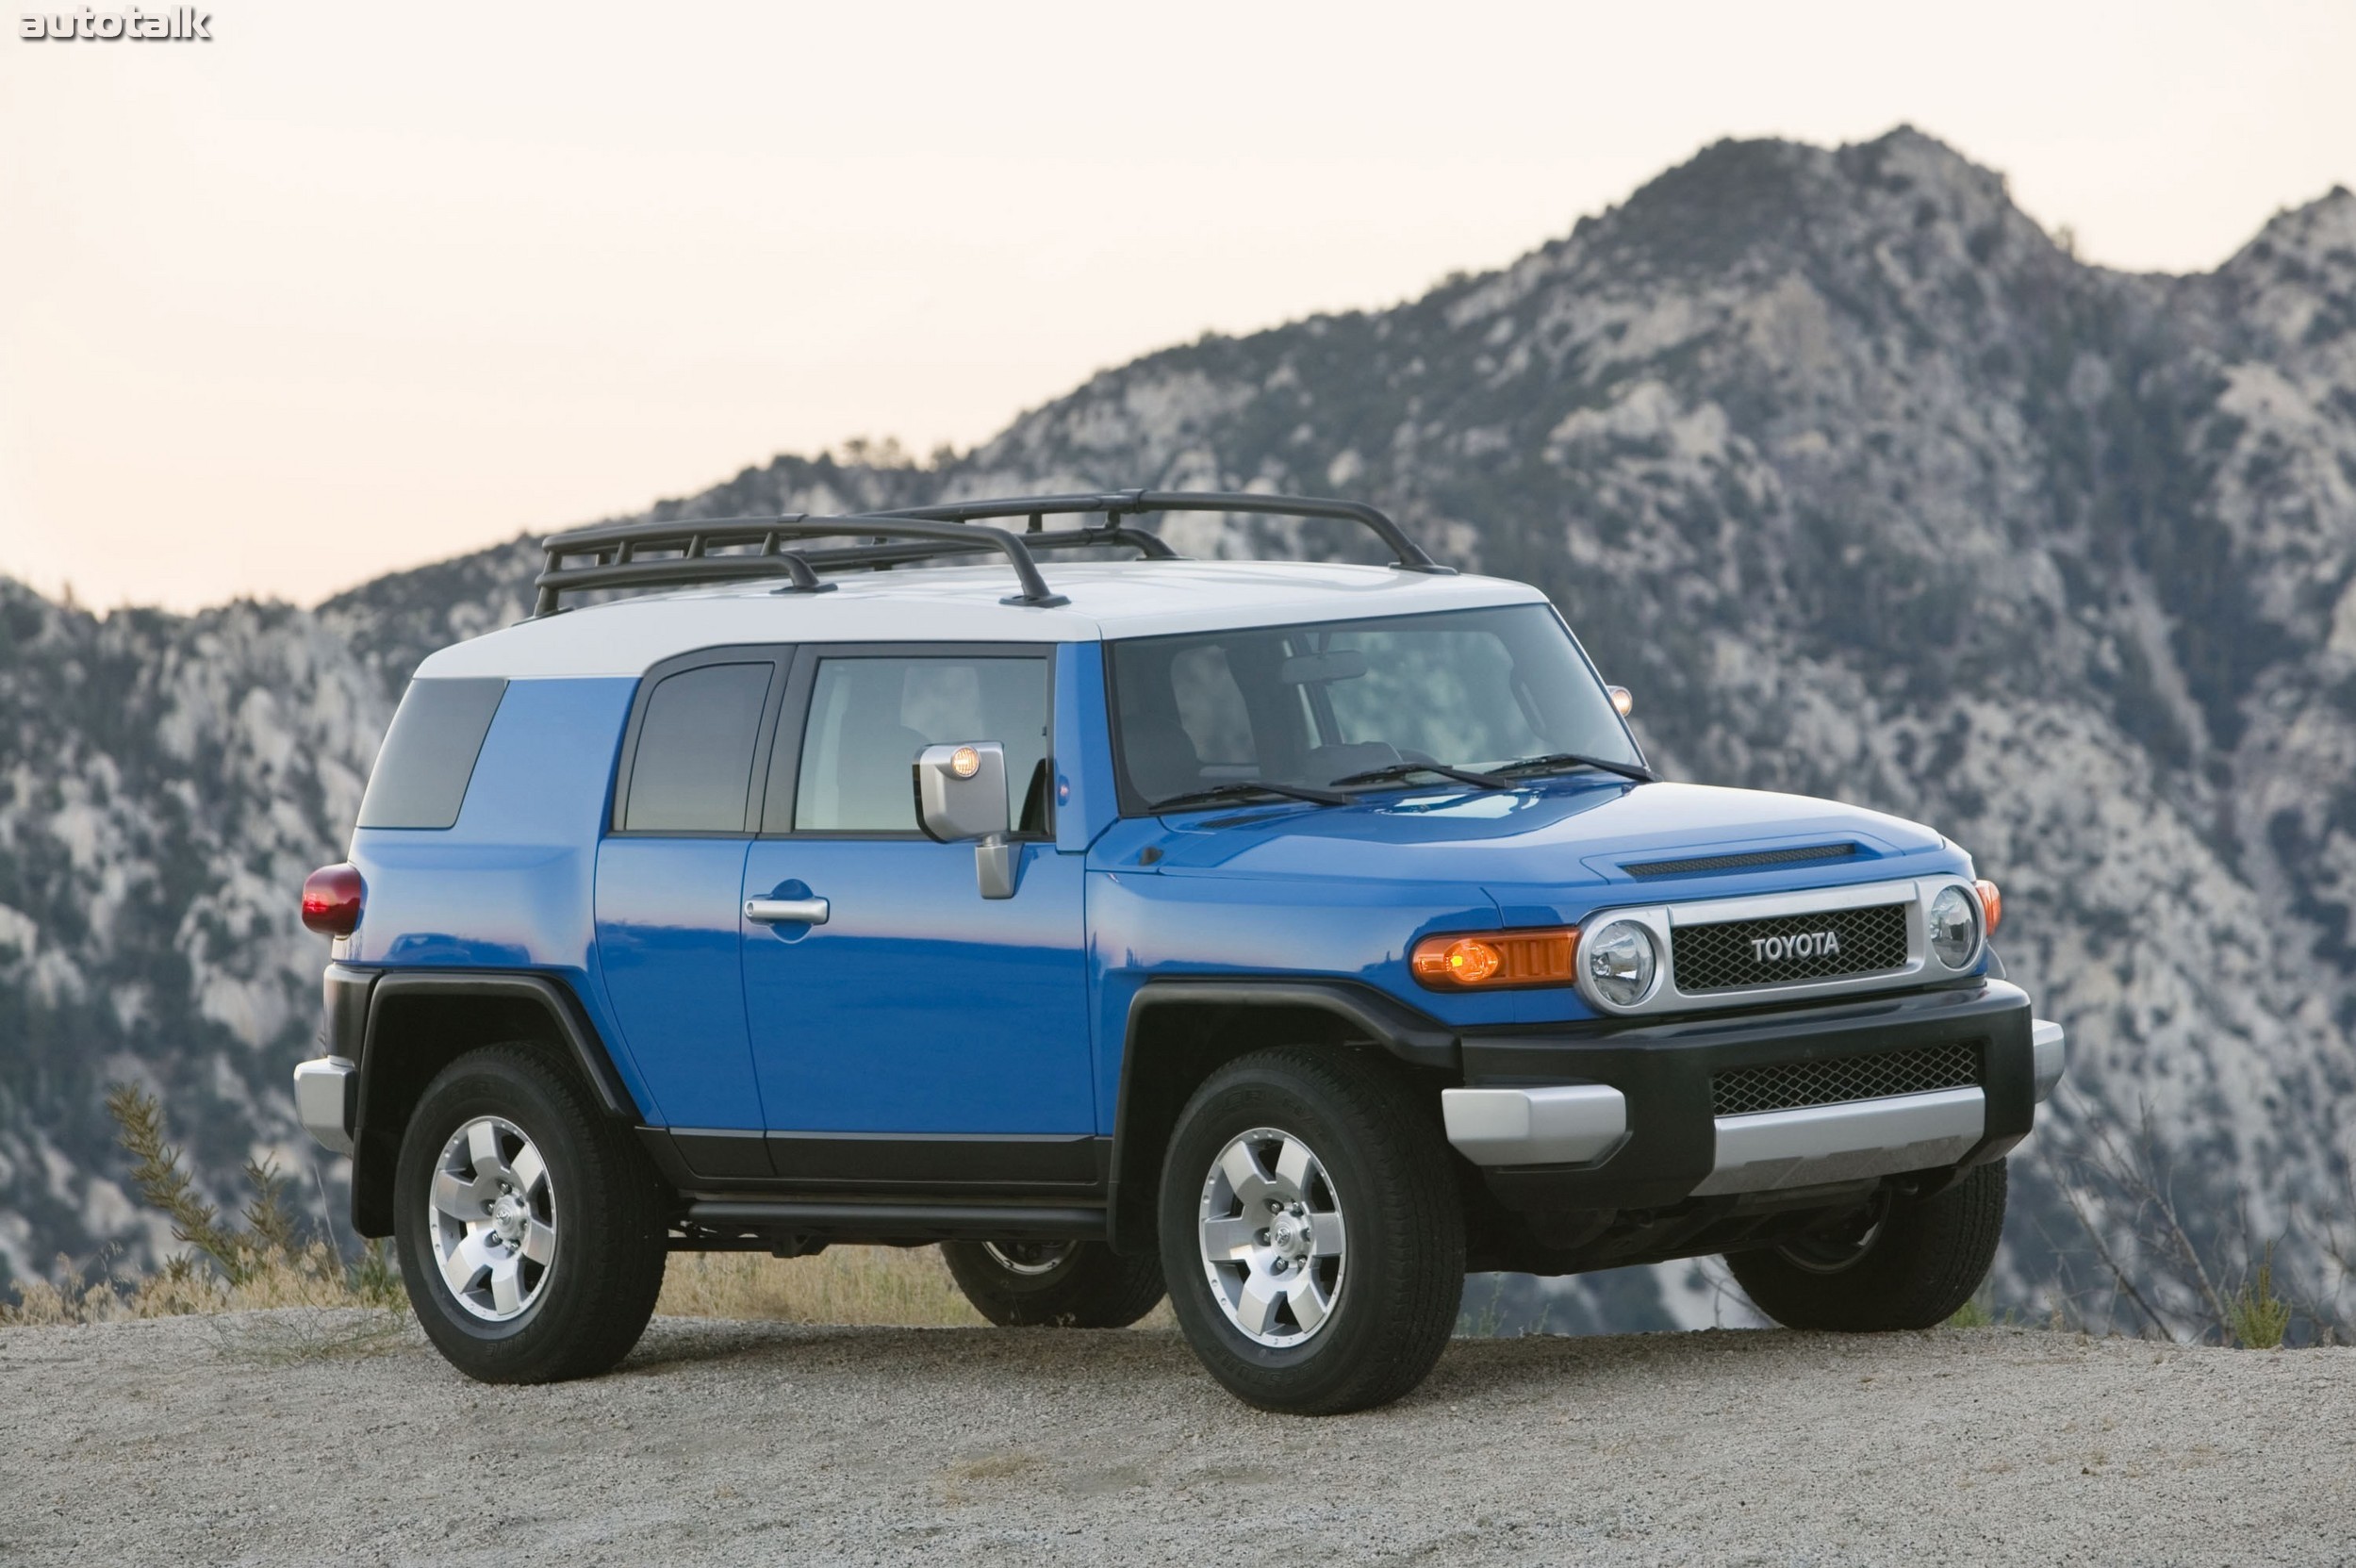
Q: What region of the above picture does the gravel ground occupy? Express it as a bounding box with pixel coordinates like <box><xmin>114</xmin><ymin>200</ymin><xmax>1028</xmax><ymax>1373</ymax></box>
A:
<box><xmin>2</xmin><ymin>1311</ymin><xmax>2351</xmax><ymax>1565</ymax></box>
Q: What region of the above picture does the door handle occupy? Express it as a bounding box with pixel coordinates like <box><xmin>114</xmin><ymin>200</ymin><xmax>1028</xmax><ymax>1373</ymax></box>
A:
<box><xmin>745</xmin><ymin>897</ymin><xmax>830</xmax><ymax>926</ymax></box>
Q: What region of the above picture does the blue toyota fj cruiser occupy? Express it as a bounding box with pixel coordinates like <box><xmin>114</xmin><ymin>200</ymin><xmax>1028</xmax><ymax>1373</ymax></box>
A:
<box><xmin>293</xmin><ymin>491</ymin><xmax>2064</xmax><ymax>1414</ymax></box>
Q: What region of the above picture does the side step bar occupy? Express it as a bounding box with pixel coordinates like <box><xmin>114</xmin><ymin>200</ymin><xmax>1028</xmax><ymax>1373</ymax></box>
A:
<box><xmin>682</xmin><ymin>1198</ymin><xmax>1107</xmax><ymax>1246</ymax></box>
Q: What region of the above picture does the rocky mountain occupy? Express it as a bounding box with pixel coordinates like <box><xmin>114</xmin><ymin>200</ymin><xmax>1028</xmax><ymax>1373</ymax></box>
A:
<box><xmin>5</xmin><ymin>127</ymin><xmax>2352</xmax><ymax>1331</ymax></box>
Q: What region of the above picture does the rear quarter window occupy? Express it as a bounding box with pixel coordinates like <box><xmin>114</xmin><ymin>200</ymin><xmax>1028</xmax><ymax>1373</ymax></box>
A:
<box><xmin>356</xmin><ymin>677</ymin><xmax>509</xmax><ymax>830</ymax></box>
<box><xmin>620</xmin><ymin>662</ymin><xmax>775</xmax><ymax>834</ymax></box>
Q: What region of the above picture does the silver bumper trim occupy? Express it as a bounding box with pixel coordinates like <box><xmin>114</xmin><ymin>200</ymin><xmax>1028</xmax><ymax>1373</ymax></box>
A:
<box><xmin>2031</xmin><ymin>1018</ymin><xmax>2066</xmax><ymax>1102</ymax></box>
<box><xmin>1693</xmin><ymin>1085</ymin><xmax>1985</xmax><ymax>1196</ymax></box>
<box><xmin>1441</xmin><ymin>1083</ymin><xmax>1628</xmax><ymax>1167</ymax></box>
<box><xmin>292</xmin><ymin>1056</ymin><xmax>357</xmax><ymax>1156</ymax></box>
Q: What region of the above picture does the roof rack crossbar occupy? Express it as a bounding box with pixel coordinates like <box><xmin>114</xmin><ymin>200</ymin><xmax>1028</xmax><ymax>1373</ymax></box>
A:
<box><xmin>869</xmin><ymin>489</ymin><xmax>1451</xmax><ymax>575</ymax></box>
<box><xmin>535</xmin><ymin>514</ymin><xmax>1070</xmax><ymax>616</ymax></box>
<box><xmin>788</xmin><ymin>525</ymin><xmax>1178</xmax><ymax>571</ymax></box>
<box><xmin>532</xmin><ymin>489</ymin><xmax>1447</xmax><ymax>617</ymax></box>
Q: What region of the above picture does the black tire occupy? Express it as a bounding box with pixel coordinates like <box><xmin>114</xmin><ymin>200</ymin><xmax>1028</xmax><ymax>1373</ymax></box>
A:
<box><xmin>1724</xmin><ymin>1160</ymin><xmax>2008</xmax><ymax>1332</ymax></box>
<box><xmin>939</xmin><ymin>1241</ymin><xmax>1166</xmax><ymax>1328</ymax></box>
<box><xmin>393</xmin><ymin>1044</ymin><xmax>668</xmax><ymax>1383</ymax></box>
<box><xmin>1157</xmin><ymin>1048</ymin><xmax>1463</xmax><ymax>1415</ymax></box>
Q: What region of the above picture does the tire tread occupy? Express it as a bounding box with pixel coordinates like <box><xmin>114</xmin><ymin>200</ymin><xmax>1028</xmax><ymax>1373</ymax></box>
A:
<box><xmin>940</xmin><ymin>1242</ymin><xmax>1166</xmax><ymax>1329</ymax></box>
<box><xmin>1726</xmin><ymin>1161</ymin><xmax>2007</xmax><ymax>1332</ymax></box>
<box><xmin>1159</xmin><ymin>1048</ymin><xmax>1463</xmax><ymax>1414</ymax></box>
<box><xmin>395</xmin><ymin>1043</ymin><xmax>668</xmax><ymax>1383</ymax></box>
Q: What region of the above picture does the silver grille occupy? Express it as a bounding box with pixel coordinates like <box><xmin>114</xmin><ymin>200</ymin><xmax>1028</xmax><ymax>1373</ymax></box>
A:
<box><xmin>1672</xmin><ymin>903</ymin><xmax>1910</xmax><ymax>992</ymax></box>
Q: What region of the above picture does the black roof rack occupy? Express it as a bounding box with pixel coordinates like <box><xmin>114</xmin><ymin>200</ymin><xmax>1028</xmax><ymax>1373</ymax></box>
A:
<box><xmin>531</xmin><ymin>489</ymin><xmax>1448</xmax><ymax>618</ymax></box>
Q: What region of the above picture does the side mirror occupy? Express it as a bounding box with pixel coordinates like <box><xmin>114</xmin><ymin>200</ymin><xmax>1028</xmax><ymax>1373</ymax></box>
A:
<box><xmin>914</xmin><ymin>741</ymin><xmax>1018</xmax><ymax>900</ymax></box>
<box><xmin>1606</xmin><ymin>685</ymin><xmax>1634</xmax><ymax>718</ymax></box>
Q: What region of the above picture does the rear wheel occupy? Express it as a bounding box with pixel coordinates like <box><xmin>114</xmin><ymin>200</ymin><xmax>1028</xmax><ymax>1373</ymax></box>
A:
<box><xmin>1158</xmin><ymin>1048</ymin><xmax>1463</xmax><ymax>1415</ymax></box>
<box><xmin>940</xmin><ymin>1240</ymin><xmax>1165</xmax><ymax>1328</ymax></box>
<box><xmin>1724</xmin><ymin>1160</ymin><xmax>2007</xmax><ymax>1331</ymax></box>
<box><xmin>393</xmin><ymin>1045</ymin><xmax>668</xmax><ymax>1383</ymax></box>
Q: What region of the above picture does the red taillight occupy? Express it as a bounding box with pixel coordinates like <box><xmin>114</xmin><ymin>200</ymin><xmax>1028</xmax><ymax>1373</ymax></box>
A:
<box><xmin>302</xmin><ymin>863</ymin><xmax>365</xmax><ymax>937</ymax></box>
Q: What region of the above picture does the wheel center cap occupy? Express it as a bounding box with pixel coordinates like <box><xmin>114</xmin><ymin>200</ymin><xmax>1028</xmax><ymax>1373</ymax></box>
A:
<box><xmin>1271</xmin><ymin>1213</ymin><xmax>1307</xmax><ymax>1255</ymax></box>
<box><xmin>491</xmin><ymin>1193</ymin><xmax>529</xmax><ymax>1243</ymax></box>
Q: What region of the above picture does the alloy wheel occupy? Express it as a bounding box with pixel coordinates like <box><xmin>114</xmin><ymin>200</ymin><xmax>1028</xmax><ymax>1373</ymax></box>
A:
<box><xmin>1196</xmin><ymin>1126</ymin><xmax>1348</xmax><ymax>1347</ymax></box>
<box><xmin>427</xmin><ymin>1115</ymin><xmax>557</xmax><ymax>1322</ymax></box>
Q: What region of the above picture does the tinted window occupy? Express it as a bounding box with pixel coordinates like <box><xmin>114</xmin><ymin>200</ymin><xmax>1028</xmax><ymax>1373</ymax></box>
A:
<box><xmin>622</xmin><ymin>663</ymin><xmax>773</xmax><ymax>833</ymax></box>
<box><xmin>1109</xmin><ymin>604</ymin><xmax>1638</xmax><ymax>809</ymax></box>
<box><xmin>357</xmin><ymin>678</ymin><xmax>508</xmax><ymax>830</ymax></box>
<box><xmin>792</xmin><ymin>656</ymin><xmax>1049</xmax><ymax>833</ymax></box>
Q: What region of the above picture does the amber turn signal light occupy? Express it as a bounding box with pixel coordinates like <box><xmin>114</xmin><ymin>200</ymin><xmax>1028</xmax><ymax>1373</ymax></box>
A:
<box><xmin>1411</xmin><ymin>928</ymin><xmax>1578</xmax><ymax>990</ymax></box>
<box><xmin>1974</xmin><ymin>879</ymin><xmax>2002</xmax><ymax>935</ymax></box>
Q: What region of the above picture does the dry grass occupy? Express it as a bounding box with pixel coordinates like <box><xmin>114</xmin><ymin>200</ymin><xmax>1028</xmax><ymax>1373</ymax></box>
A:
<box><xmin>658</xmin><ymin>1246</ymin><xmax>987</xmax><ymax>1327</ymax></box>
<box><xmin>6</xmin><ymin>1082</ymin><xmax>1179</xmax><ymax>1338</ymax></box>
<box><xmin>2</xmin><ymin>1245</ymin><xmax>398</xmax><ymax>1326</ymax></box>
<box><xmin>8</xmin><ymin>1241</ymin><xmax>1181</xmax><ymax>1335</ymax></box>
<box><xmin>657</xmin><ymin>1248</ymin><xmax>1177</xmax><ymax>1329</ymax></box>
<box><xmin>657</xmin><ymin>1247</ymin><xmax>968</xmax><ymax>1327</ymax></box>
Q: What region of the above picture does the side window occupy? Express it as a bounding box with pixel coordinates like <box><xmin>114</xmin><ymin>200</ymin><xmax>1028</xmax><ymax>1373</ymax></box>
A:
<box><xmin>791</xmin><ymin>655</ymin><xmax>1049</xmax><ymax>834</ymax></box>
<box><xmin>358</xmin><ymin>678</ymin><xmax>508</xmax><ymax>830</ymax></box>
<box><xmin>620</xmin><ymin>663</ymin><xmax>773</xmax><ymax>834</ymax></box>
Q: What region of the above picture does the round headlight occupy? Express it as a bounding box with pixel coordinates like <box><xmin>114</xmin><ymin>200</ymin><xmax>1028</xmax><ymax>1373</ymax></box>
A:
<box><xmin>1586</xmin><ymin>920</ymin><xmax>1658</xmax><ymax>1006</ymax></box>
<box><xmin>1928</xmin><ymin>884</ymin><xmax>1981</xmax><ymax>969</ymax></box>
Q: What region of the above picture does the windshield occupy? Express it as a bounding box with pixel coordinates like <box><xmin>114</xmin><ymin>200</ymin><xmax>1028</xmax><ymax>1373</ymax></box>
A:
<box><xmin>1108</xmin><ymin>603</ymin><xmax>1641</xmax><ymax>811</ymax></box>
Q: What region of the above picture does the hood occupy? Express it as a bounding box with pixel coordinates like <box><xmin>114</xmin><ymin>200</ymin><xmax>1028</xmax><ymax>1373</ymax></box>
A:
<box><xmin>1116</xmin><ymin>779</ymin><xmax>1957</xmax><ymax>909</ymax></box>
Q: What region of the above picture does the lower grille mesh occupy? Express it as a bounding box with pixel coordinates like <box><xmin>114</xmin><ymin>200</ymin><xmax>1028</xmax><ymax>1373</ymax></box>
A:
<box><xmin>1712</xmin><ymin>1041</ymin><xmax>1982</xmax><ymax>1117</ymax></box>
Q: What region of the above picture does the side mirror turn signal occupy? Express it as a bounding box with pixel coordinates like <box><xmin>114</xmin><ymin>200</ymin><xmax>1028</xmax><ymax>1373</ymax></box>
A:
<box><xmin>914</xmin><ymin>741</ymin><xmax>1019</xmax><ymax>900</ymax></box>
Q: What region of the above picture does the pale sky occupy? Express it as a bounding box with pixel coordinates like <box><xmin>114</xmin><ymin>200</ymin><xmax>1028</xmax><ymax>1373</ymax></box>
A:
<box><xmin>2</xmin><ymin>0</ymin><xmax>2349</xmax><ymax>611</ymax></box>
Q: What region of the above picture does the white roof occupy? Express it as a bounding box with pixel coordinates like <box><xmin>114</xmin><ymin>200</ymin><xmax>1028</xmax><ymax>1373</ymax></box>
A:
<box><xmin>418</xmin><ymin>560</ymin><xmax>1552</xmax><ymax>679</ymax></box>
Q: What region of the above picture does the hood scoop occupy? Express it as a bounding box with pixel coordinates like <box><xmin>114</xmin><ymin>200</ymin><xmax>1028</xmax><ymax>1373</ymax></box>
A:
<box><xmin>1623</xmin><ymin>842</ymin><xmax>1862</xmax><ymax>879</ymax></box>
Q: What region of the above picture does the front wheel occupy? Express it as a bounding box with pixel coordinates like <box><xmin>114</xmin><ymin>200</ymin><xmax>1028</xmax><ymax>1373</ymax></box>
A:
<box><xmin>1158</xmin><ymin>1048</ymin><xmax>1463</xmax><ymax>1415</ymax></box>
<box><xmin>1724</xmin><ymin>1159</ymin><xmax>2007</xmax><ymax>1331</ymax></box>
<box><xmin>940</xmin><ymin>1241</ymin><xmax>1165</xmax><ymax>1328</ymax></box>
<box><xmin>393</xmin><ymin>1045</ymin><xmax>668</xmax><ymax>1383</ymax></box>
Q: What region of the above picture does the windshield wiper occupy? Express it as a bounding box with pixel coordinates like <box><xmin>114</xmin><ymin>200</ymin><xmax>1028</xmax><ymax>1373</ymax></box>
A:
<box><xmin>1491</xmin><ymin>751</ymin><xmax>1656</xmax><ymax>784</ymax></box>
<box><xmin>1328</xmin><ymin>761</ymin><xmax>1511</xmax><ymax>790</ymax></box>
<box><xmin>1147</xmin><ymin>781</ymin><xmax>1353</xmax><ymax>813</ymax></box>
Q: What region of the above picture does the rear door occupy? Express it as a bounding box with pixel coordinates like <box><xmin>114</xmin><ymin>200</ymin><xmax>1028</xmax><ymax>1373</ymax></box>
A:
<box><xmin>594</xmin><ymin>647</ymin><xmax>790</xmax><ymax>1167</ymax></box>
<box><xmin>738</xmin><ymin>643</ymin><xmax>1096</xmax><ymax>1184</ymax></box>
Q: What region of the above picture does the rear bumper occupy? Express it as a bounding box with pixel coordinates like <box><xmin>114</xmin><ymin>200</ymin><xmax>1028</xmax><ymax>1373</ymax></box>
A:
<box><xmin>292</xmin><ymin>1056</ymin><xmax>357</xmax><ymax>1155</ymax></box>
<box><xmin>1445</xmin><ymin>980</ymin><xmax>2052</xmax><ymax>1213</ymax></box>
<box><xmin>292</xmin><ymin>963</ymin><xmax>376</xmax><ymax>1156</ymax></box>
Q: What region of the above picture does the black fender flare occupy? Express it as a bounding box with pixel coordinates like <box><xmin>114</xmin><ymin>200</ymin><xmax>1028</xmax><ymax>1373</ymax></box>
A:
<box><xmin>1103</xmin><ymin>978</ymin><xmax>1459</xmax><ymax>1250</ymax></box>
<box><xmin>344</xmin><ymin>969</ymin><xmax>640</xmax><ymax>1236</ymax></box>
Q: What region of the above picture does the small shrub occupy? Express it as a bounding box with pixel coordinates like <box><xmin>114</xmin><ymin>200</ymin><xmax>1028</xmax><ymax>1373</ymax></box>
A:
<box><xmin>2228</xmin><ymin>1248</ymin><xmax>2292</xmax><ymax>1350</ymax></box>
<box><xmin>0</xmin><ymin>1085</ymin><xmax>403</xmax><ymax>1327</ymax></box>
<box><xmin>1456</xmin><ymin>1274</ymin><xmax>1508</xmax><ymax>1337</ymax></box>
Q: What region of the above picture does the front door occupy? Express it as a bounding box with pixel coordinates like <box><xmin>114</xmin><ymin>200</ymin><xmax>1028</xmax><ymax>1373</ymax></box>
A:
<box><xmin>739</xmin><ymin>646</ymin><xmax>1096</xmax><ymax>1185</ymax></box>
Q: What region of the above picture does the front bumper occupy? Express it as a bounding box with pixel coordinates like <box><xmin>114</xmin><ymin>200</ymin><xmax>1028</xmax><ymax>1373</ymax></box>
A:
<box><xmin>1442</xmin><ymin>980</ymin><xmax>2055</xmax><ymax>1213</ymax></box>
